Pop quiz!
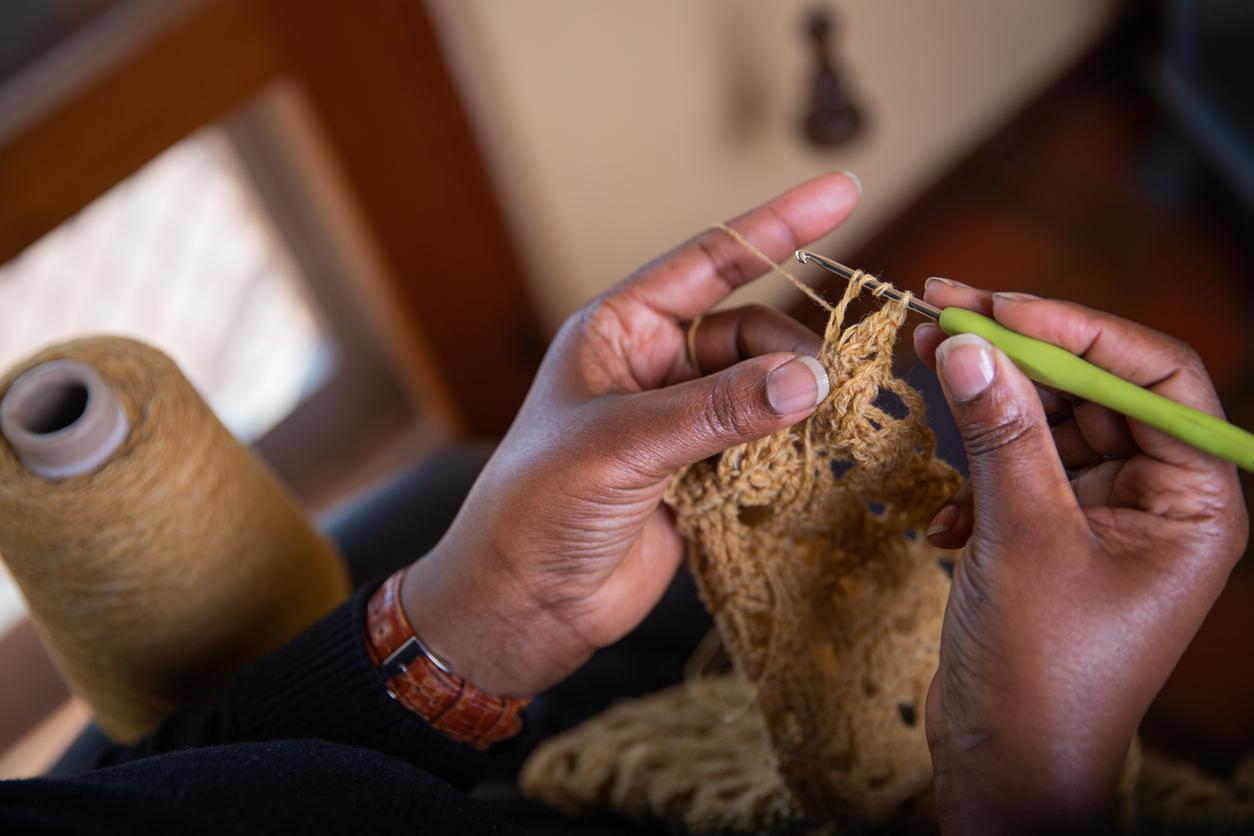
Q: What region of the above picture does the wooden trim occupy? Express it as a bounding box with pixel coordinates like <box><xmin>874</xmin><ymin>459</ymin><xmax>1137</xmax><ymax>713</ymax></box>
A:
<box><xmin>0</xmin><ymin>0</ymin><xmax>281</xmax><ymax>262</ymax></box>
<box><xmin>1</xmin><ymin>0</ymin><xmax>543</xmax><ymax>439</ymax></box>
<box><xmin>225</xmin><ymin>84</ymin><xmax>461</xmax><ymax>506</ymax></box>
<box><xmin>256</xmin><ymin>0</ymin><xmax>545</xmax><ymax>436</ymax></box>
<box><xmin>0</xmin><ymin>620</ymin><xmax>70</xmax><ymax>756</ymax></box>
<box><xmin>224</xmin><ymin>84</ymin><xmax>465</xmax><ymax>426</ymax></box>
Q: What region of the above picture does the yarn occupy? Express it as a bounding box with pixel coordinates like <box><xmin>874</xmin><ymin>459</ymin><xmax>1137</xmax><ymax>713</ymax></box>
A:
<box><xmin>0</xmin><ymin>337</ymin><xmax>350</xmax><ymax>741</ymax></box>
<box><xmin>521</xmin><ymin>230</ymin><xmax>1254</xmax><ymax>834</ymax></box>
<box><xmin>522</xmin><ymin>230</ymin><xmax>963</xmax><ymax>832</ymax></box>
<box><xmin>712</xmin><ymin>223</ymin><xmax>839</xmax><ymax>314</ymax></box>
<box><xmin>526</xmin><ymin>676</ymin><xmax>796</xmax><ymax>833</ymax></box>
<box><xmin>1132</xmin><ymin>751</ymin><xmax>1254</xmax><ymax>835</ymax></box>
<box><xmin>666</xmin><ymin>231</ymin><xmax>961</xmax><ymax>826</ymax></box>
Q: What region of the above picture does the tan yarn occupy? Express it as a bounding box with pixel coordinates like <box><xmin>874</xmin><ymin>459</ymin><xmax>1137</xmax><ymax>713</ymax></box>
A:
<box><xmin>517</xmin><ymin>229</ymin><xmax>1254</xmax><ymax>834</ymax></box>
<box><xmin>522</xmin><ymin>230</ymin><xmax>964</xmax><ymax>832</ymax></box>
<box><xmin>521</xmin><ymin>540</ymin><xmax>952</xmax><ymax>834</ymax></box>
<box><xmin>525</xmin><ymin>676</ymin><xmax>795</xmax><ymax>833</ymax></box>
<box><xmin>1131</xmin><ymin>751</ymin><xmax>1254</xmax><ymax>835</ymax></box>
<box><xmin>0</xmin><ymin>337</ymin><xmax>350</xmax><ymax>740</ymax></box>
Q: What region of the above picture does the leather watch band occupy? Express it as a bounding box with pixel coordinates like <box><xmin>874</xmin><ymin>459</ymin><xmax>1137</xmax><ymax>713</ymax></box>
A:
<box><xmin>366</xmin><ymin>569</ymin><xmax>529</xmax><ymax>750</ymax></box>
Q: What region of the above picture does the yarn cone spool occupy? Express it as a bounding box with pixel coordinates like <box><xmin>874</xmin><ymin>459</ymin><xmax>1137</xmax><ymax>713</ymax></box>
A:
<box><xmin>0</xmin><ymin>337</ymin><xmax>350</xmax><ymax>741</ymax></box>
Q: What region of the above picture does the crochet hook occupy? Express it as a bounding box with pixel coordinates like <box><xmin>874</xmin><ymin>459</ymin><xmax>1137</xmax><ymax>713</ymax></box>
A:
<box><xmin>794</xmin><ymin>249</ymin><xmax>1254</xmax><ymax>473</ymax></box>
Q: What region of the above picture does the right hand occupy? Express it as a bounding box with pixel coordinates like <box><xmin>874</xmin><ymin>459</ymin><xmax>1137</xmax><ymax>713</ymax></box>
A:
<box><xmin>912</xmin><ymin>282</ymin><xmax>1248</xmax><ymax>834</ymax></box>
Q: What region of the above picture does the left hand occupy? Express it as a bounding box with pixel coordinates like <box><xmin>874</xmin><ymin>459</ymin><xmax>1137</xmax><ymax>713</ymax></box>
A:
<box><xmin>400</xmin><ymin>173</ymin><xmax>861</xmax><ymax>697</ymax></box>
<box><xmin>913</xmin><ymin>282</ymin><xmax>1248</xmax><ymax>832</ymax></box>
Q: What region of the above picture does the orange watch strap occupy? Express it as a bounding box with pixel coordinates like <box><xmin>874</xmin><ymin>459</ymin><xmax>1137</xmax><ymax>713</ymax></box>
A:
<box><xmin>366</xmin><ymin>569</ymin><xmax>529</xmax><ymax>750</ymax></box>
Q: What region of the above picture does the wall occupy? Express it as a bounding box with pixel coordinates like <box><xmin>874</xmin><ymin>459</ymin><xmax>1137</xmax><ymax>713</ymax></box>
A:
<box><xmin>427</xmin><ymin>0</ymin><xmax>1120</xmax><ymax>330</ymax></box>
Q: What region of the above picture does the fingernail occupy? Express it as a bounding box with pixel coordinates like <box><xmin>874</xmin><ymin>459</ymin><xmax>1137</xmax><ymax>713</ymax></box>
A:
<box><xmin>936</xmin><ymin>333</ymin><xmax>996</xmax><ymax>402</ymax></box>
<box><xmin>926</xmin><ymin>504</ymin><xmax>958</xmax><ymax>539</ymax></box>
<box><xmin>841</xmin><ymin>170</ymin><xmax>862</xmax><ymax>196</ymax></box>
<box><xmin>993</xmin><ymin>291</ymin><xmax>1040</xmax><ymax>303</ymax></box>
<box><xmin>914</xmin><ymin>322</ymin><xmax>940</xmax><ymax>341</ymax></box>
<box><xmin>767</xmin><ymin>356</ymin><xmax>830</xmax><ymax>415</ymax></box>
<box><xmin>925</xmin><ymin>277</ymin><xmax>968</xmax><ymax>290</ymax></box>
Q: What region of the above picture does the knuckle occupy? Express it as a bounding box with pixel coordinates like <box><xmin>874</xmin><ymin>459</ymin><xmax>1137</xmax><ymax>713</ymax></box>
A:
<box><xmin>1164</xmin><ymin>337</ymin><xmax>1207</xmax><ymax>377</ymax></box>
<box><xmin>695</xmin><ymin>231</ymin><xmax>749</xmax><ymax>291</ymax></box>
<box><xmin>563</xmin><ymin>298</ymin><xmax>634</xmax><ymax>360</ymax></box>
<box><xmin>701</xmin><ymin>372</ymin><xmax>759</xmax><ymax>441</ymax></box>
<box><xmin>960</xmin><ymin>409</ymin><xmax>1040</xmax><ymax>460</ymax></box>
<box><xmin>567</xmin><ymin>298</ymin><xmax>616</xmax><ymax>339</ymax></box>
<box><xmin>559</xmin><ymin>300</ymin><xmax>601</xmax><ymax>346</ymax></box>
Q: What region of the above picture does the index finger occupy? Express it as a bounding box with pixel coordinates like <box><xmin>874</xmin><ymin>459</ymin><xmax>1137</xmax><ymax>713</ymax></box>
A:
<box><xmin>612</xmin><ymin>172</ymin><xmax>861</xmax><ymax>321</ymax></box>
<box><xmin>989</xmin><ymin>294</ymin><xmax>1229</xmax><ymax>470</ymax></box>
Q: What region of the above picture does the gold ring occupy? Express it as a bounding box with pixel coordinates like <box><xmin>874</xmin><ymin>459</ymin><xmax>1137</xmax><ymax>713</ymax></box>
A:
<box><xmin>686</xmin><ymin>315</ymin><xmax>704</xmax><ymax>377</ymax></box>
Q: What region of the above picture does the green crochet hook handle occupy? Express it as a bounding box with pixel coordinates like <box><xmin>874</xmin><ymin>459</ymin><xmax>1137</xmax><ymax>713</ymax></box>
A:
<box><xmin>938</xmin><ymin>307</ymin><xmax>1254</xmax><ymax>473</ymax></box>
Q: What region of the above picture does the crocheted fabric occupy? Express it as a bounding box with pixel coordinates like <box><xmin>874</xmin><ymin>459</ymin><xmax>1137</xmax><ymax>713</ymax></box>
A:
<box><xmin>518</xmin><ymin>249</ymin><xmax>1252</xmax><ymax>834</ymax></box>
<box><xmin>1132</xmin><ymin>751</ymin><xmax>1254</xmax><ymax>835</ymax></box>
<box><xmin>522</xmin><ymin>268</ymin><xmax>963</xmax><ymax>832</ymax></box>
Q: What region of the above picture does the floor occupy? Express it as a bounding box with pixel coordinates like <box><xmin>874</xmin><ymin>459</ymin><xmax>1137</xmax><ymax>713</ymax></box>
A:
<box><xmin>792</xmin><ymin>24</ymin><xmax>1254</xmax><ymax>773</ymax></box>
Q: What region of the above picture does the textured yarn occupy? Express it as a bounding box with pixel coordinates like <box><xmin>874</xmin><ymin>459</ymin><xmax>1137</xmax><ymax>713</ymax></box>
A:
<box><xmin>522</xmin><ymin>235</ymin><xmax>963</xmax><ymax>833</ymax></box>
<box><xmin>0</xmin><ymin>337</ymin><xmax>350</xmax><ymax>740</ymax></box>
<box><xmin>1132</xmin><ymin>751</ymin><xmax>1254</xmax><ymax>835</ymax></box>
<box><xmin>520</xmin><ymin>234</ymin><xmax>1254</xmax><ymax>834</ymax></box>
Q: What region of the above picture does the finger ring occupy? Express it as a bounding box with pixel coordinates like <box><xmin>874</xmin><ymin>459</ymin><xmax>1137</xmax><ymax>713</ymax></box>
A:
<box><xmin>686</xmin><ymin>315</ymin><xmax>704</xmax><ymax>377</ymax></box>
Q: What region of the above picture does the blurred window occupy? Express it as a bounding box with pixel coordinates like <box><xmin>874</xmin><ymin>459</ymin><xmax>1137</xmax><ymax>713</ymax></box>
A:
<box><xmin>0</xmin><ymin>126</ymin><xmax>334</xmax><ymax>442</ymax></box>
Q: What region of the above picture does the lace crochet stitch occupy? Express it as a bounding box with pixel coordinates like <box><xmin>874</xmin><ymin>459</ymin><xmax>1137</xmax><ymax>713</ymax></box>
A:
<box><xmin>520</xmin><ymin>230</ymin><xmax>1250</xmax><ymax>834</ymax></box>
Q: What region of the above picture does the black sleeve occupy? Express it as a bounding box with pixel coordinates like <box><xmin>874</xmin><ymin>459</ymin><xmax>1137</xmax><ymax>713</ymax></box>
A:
<box><xmin>2</xmin><ymin>740</ymin><xmax>513</xmax><ymax>835</ymax></box>
<box><xmin>88</xmin><ymin>581</ymin><xmax>490</xmax><ymax>790</ymax></box>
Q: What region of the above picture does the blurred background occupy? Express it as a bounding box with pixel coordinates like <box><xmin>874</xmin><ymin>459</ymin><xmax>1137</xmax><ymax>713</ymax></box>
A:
<box><xmin>1</xmin><ymin>0</ymin><xmax>1252</xmax><ymax>783</ymax></box>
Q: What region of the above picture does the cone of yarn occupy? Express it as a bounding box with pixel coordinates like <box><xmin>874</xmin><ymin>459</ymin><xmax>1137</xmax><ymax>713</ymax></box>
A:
<box><xmin>0</xmin><ymin>336</ymin><xmax>350</xmax><ymax>741</ymax></box>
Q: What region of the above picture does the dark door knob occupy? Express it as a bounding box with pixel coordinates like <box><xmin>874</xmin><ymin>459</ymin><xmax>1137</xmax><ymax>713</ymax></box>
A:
<box><xmin>802</xmin><ymin>8</ymin><xmax>864</xmax><ymax>148</ymax></box>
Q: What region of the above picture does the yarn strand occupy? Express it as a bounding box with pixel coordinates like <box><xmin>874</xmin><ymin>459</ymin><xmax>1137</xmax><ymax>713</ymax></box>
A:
<box><xmin>713</xmin><ymin>222</ymin><xmax>835</xmax><ymax>312</ymax></box>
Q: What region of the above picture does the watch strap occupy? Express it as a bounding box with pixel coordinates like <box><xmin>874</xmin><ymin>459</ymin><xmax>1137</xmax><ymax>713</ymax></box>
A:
<box><xmin>366</xmin><ymin>568</ymin><xmax>529</xmax><ymax>749</ymax></box>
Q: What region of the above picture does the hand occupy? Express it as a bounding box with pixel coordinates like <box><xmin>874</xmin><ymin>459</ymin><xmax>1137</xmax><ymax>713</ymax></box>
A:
<box><xmin>400</xmin><ymin>173</ymin><xmax>860</xmax><ymax>697</ymax></box>
<box><xmin>913</xmin><ymin>282</ymin><xmax>1249</xmax><ymax>833</ymax></box>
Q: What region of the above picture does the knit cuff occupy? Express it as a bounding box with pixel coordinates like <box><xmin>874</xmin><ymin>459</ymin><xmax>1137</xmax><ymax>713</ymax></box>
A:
<box><xmin>227</xmin><ymin>580</ymin><xmax>489</xmax><ymax>790</ymax></box>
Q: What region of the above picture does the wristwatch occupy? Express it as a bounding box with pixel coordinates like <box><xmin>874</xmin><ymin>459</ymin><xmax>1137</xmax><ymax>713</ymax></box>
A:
<box><xmin>365</xmin><ymin>568</ymin><xmax>529</xmax><ymax>749</ymax></box>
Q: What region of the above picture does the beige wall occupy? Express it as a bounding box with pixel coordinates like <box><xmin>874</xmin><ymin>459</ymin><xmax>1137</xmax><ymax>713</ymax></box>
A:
<box><xmin>428</xmin><ymin>0</ymin><xmax>1119</xmax><ymax>330</ymax></box>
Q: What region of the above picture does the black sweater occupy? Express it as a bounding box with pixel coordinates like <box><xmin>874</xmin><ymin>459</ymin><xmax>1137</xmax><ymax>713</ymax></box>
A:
<box><xmin>0</xmin><ymin>583</ymin><xmax>513</xmax><ymax>834</ymax></box>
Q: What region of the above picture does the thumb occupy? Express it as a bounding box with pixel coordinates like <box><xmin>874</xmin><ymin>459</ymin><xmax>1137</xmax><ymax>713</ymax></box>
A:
<box><xmin>934</xmin><ymin>333</ymin><xmax>1077</xmax><ymax>534</ymax></box>
<box><xmin>611</xmin><ymin>352</ymin><xmax>829</xmax><ymax>480</ymax></box>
